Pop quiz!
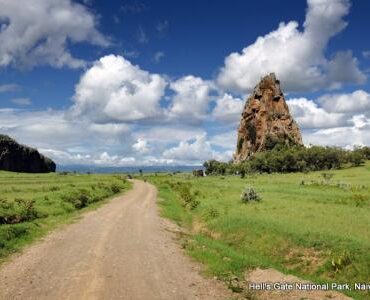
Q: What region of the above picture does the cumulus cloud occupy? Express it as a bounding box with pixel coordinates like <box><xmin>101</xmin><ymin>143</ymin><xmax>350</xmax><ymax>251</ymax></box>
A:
<box><xmin>287</xmin><ymin>97</ymin><xmax>345</xmax><ymax>129</ymax></box>
<box><xmin>303</xmin><ymin>122</ymin><xmax>370</xmax><ymax>148</ymax></box>
<box><xmin>71</xmin><ymin>55</ymin><xmax>167</xmax><ymax>123</ymax></box>
<box><xmin>40</xmin><ymin>148</ymin><xmax>93</xmax><ymax>166</ymax></box>
<box><xmin>0</xmin><ymin>0</ymin><xmax>109</xmax><ymax>69</ymax></box>
<box><xmin>318</xmin><ymin>90</ymin><xmax>370</xmax><ymax>113</ymax></box>
<box><xmin>0</xmin><ymin>109</ymin><xmax>131</xmax><ymax>152</ymax></box>
<box><xmin>286</xmin><ymin>91</ymin><xmax>370</xmax><ymax>148</ymax></box>
<box><xmin>168</xmin><ymin>75</ymin><xmax>213</xmax><ymax>123</ymax></box>
<box><xmin>132</xmin><ymin>138</ymin><xmax>150</xmax><ymax>154</ymax></box>
<box><xmin>212</xmin><ymin>93</ymin><xmax>244</xmax><ymax>123</ymax></box>
<box><xmin>133</xmin><ymin>127</ymin><xmax>205</xmax><ymax>144</ymax></box>
<box><xmin>217</xmin><ymin>0</ymin><xmax>366</xmax><ymax>93</ymax></box>
<box><xmin>210</xmin><ymin>131</ymin><xmax>237</xmax><ymax>149</ymax></box>
<box><xmin>163</xmin><ymin>134</ymin><xmax>231</xmax><ymax>164</ymax></box>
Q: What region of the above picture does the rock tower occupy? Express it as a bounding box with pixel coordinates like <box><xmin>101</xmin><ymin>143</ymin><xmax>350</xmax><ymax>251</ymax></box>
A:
<box><xmin>234</xmin><ymin>73</ymin><xmax>302</xmax><ymax>162</ymax></box>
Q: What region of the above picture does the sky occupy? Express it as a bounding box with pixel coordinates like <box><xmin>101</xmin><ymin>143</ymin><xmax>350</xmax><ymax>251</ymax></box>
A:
<box><xmin>0</xmin><ymin>0</ymin><xmax>370</xmax><ymax>167</ymax></box>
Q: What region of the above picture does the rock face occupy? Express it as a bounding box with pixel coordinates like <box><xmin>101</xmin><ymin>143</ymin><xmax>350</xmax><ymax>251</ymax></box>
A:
<box><xmin>0</xmin><ymin>134</ymin><xmax>56</xmax><ymax>173</ymax></box>
<box><xmin>234</xmin><ymin>73</ymin><xmax>302</xmax><ymax>162</ymax></box>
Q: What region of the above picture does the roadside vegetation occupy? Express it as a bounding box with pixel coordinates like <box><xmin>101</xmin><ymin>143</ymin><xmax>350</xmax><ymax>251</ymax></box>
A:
<box><xmin>149</xmin><ymin>161</ymin><xmax>370</xmax><ymax>299</ymax></box>
<box><xmin>0</xmin><ymin>171</ymin><xmax>130</xmax><ymax>261</ymax></box>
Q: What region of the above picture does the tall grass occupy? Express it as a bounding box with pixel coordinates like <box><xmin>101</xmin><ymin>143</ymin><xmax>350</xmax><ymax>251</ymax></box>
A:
<box><xmin>149</xmin><ymin>162</ymin><xmax>370</xmax><ymax>299</ymax></box>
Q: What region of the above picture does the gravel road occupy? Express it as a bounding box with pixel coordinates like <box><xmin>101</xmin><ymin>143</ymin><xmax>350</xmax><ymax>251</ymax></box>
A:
<box><xmin>0</xmin><ymin>180</ymin><xmax>231</xmax><ymax>300</ymax></box>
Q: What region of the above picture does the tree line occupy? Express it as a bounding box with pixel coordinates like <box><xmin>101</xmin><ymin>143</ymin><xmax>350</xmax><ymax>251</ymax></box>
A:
<box><xmin>204</xmin><ymin>145</ymin><xmax>370</xmax><ymax>175</ymax></box>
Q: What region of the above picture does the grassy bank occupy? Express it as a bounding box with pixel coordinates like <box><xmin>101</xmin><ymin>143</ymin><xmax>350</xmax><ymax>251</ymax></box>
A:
<box><xmin>0</xmin><ymin>171</ymin><xmax>131</xmax><ymax>261</ymax></box>
<box><xmin>149</xmin><ymin>162</ymin><xmax>370</xmax><ymax>299</ymax></box>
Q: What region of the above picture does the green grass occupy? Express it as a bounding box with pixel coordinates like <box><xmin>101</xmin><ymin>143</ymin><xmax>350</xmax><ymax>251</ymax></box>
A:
<box><xmin>0</xmin><ymin>171</ymin><xmax>131</xmax><ymax>262</ymax></box>
<box><xmin>149</xmin><ymin>162</ymin><xmax>370</xmax><ymax>299</ymax></box>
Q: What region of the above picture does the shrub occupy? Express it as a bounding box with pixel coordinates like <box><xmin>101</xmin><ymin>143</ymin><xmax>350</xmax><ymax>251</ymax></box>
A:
<box><xmin>241</xmin><ymin>187</ymin><xmax>261</xmax><ymax>203</ymax></box>
<box><xmin>0</xmin><ymin>198</ymin><xmax>38</xmax><ymax>224</ymax></box>
<box><xmin>331</xmin><ymin>250</ymin><xmax>351</xmax><ymax>273</ymax></box>
<box><xmin>15</xmin><ymin>198</ymin><xmax>38</xmax><ymax>221</ymax></box>
<box><xmin>352</xmin><ymin>193</ymin><xmax>368</xmax><ymax>207</ymax></box>
<box><xmin>0</xmin><ymin>198</ymin><xmax>17</xmax><ymax>224</ymax></box>
<box><xmin>110</xmin><ymin>184</ymin><xmax>121</xmax><ymax>194</ymax></box>
<box><xmin>170</xmin><ymin>181</ymin><xmax>201</xmax><ymax>210</ymax></box>
<box><xmin>49</xmin><ymin>185</ymin><xmax>60</xmax><ymax>191</ymax></box>
<box><xmin>62</xmin><ymin>189</ymin><xmax>91</xmax><ymax>209</ymax></box>
<box><xmin>189</xmin><ymin>199</ymin><xmax>200</xmax><ymax>210</ymax></box>
<box><xmin>202</xmin><ymin>207</ymin><xmax>220</xmax><ymax>220</ymax></box>
<box><xmin>348</xmin><ymin>151</ymin><xmax>364</xmax><ymax>167</ymax></box>
<box><xmin>321</xmin><ymin>172</ymin><xmax>334</xmax><ymax>182</ymax></box>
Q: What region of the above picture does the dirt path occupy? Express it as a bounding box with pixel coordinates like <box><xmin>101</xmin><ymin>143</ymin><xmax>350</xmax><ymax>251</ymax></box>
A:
<box><xmin>0</xmin><ymin>180</ymin><xmax>232</xmax><ymax>300</ymax></box>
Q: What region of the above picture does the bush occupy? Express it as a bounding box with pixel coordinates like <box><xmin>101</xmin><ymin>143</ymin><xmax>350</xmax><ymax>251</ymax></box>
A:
<box><xmin>0</xmin><ymin>198</ymin><xmax>17</xmax><ymax>224</ymax></box>
<box><xmin>15</xmin><ymin>198</ymin><xmax>38</xmax><ymax>221</ymax></box>
<box><xmin>202</xmin><ymin>207</ymin><xmax>220</xmax><ymax>220</ymax></box>
<box><xmin>321</xmin><ymin>172</ymin><xmax>334</xmax><ymax>182</ymax></box>
<box><xmin>0</xmin><ymin>198</ymin><xmax>38</xmax><ymax>224</ymax></box>
<box><xmin>110</xmin><ymin>184</ymin><xmax>121</xmax><ymax>194</ymax></box>
<box><xmin>241</xmin><ymin>187</ymin><xmax>261</xmax><ymax>203</ymax></box>
<box><xmin>331</xmin><ymin>250</ymin><xmax>351</xmax><ymax>273</ymax></box>
<box><xmin>348</xmin><ymin>151</ymin><xmax>364</xmax><ymax>167</ymax></box>
<box><xmin>170</xmin><ymin>181</ymin><xmax>201</xmax><ymax>210</ymax></box>
<box><xmin>62</xmin><ymin>189</ymin><xmax>91</xmax><ymax>209</ymax></box>
<box><xmin>204</xmin><ymin>145</ymin><xmax>370</xmax><ymax>175</ymax></box>
<box><xmin>352</xmin><ymin>193</ymin><xmax>369</xmax><ymax>207</ymax></box>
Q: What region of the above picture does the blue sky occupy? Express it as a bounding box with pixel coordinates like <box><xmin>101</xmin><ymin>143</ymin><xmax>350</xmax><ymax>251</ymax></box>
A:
<box><xmin>0</xmin><ymin>0</ymin><xmax>370</xmax><ymax>166</ymax></box>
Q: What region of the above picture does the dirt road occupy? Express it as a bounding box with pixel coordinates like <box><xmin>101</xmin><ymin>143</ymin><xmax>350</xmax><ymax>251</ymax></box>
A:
<box><xmin>0</xmin><ymin>180</ymin><xmax>231</xmax><ymax>300</ymax></box>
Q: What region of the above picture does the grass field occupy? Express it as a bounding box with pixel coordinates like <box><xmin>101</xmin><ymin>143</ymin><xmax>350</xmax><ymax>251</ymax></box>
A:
<box><xmin>0</xmin><ymin>171</ymin><xmax>131</xmax><ymax>261</ymax></box>
<box><xmin>149</xmin><ymin>162</ymin><xmax>370</xmax><ymax>299</ymax></box>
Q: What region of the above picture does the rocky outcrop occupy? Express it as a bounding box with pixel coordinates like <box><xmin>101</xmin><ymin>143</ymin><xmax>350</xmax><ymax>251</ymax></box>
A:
<box><xmin>234</xmin><ymin>73</ymin><xmax>302</xmax><ymax>162</ymax></box>
<box><xmin>0</xmin><ymin>134</ymin><xmax>56</xmax><ymax>173</ymax></box>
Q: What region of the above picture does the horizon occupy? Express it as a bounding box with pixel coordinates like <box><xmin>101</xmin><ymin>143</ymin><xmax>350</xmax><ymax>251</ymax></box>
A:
<box><xmin>1</xmin><ymin>0</ymin><xmax>370</xmax><ymax>167</ymax></box>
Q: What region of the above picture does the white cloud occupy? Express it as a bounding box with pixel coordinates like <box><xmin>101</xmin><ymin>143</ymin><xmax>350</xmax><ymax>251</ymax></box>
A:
<box><xmin>168</xmin><ymin>75</ymin><xmax>212</xmax><ymax>123</ymax></box>
<box><xmin>210</xmin><ymin>131</ymin><xmax>237</xmax><ymax>149</ymax></box>
<box><xmin>0</xmin><ymin>0</ymin><xmax>109</xmax><ymax>69</ymax></box>
<box><xmin>318</xmin><ymin>90</ymin><xmax>370</xmax><ymax>113</ymax></box>
<box><xmin>163</xmin><ymin>134</ymin><xmax>231</xmax><ymax>164</ymax></box>
<box><xmin>217</xmin><ymin>0</ymin><xmax>365</xmax><ymax>93</ymax></box>
<box><xmin>134</xmin><ymin>126</ymin><xmax>205</xmax><ymax>144</ymax></box>
<box><xmin>350</xmin><ymin>114</ymin><xmax>370</xmax><ymax>129</ymax></box>
<box><xmin>10</xmin><ymin>97</ymin><xmax>31</xmax><ymax>106</ymax></box>
<box><xmin>132</xmin><ymin>138</ymin><xmax>150</xmax><ymax>154</ymax></box>
<box><xmin>303</xmin><ymin>122</ymin><xmax>370</xmax><ymax>148</ymax></box>
<box><xmin>40</xmin><ymin>148</ymin><xmax>92</xmax><ymax>165</ymax></box>
<box><xmin>0</xmin><ymin>109</ymin><xmax>131</xmax><ymax>152</ymax></box>
<box><xmin>71</xmin><ymin>55</ymin><xmax>167</xmax><ymax>122</ymax></box>
<box><xmin>212</xmin><ymin>93</ymin><xmax>244</xmax><ymax>123</ymax></box>
<box><xmin>0</xmin><ymin>84</ymin><xmax>19</xmax><ymax>93</ymax></box>
<box><xmin>287</xmin><ymin>97</ymin><xmax>345</xmax><ymax>129</ymax></box>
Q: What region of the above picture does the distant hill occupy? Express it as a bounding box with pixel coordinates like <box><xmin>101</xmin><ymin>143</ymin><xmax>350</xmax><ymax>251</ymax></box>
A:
<box><xmin>57</xmin><ymin>164</ymin><xmax>202</xmax><ymax>174</ymax></box>
<box><xmin>0</xmin><ymin>134</ymin><xmax>56</xmax><ymax>173</ymax></box>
